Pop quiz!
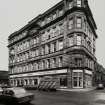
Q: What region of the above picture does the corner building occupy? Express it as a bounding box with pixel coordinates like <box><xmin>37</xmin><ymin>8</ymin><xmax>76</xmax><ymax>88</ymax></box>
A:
<box><xmin>8</xmin><ymin>0</ymin><xmax>97</xmax><ymax>89</ymax></box>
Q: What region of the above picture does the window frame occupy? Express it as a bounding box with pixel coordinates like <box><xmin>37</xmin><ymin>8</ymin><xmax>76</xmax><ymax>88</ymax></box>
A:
<box><xmin>76</xmin><ymin>17</ymin><xmax>82</xmax><ymax>28</ymax></box>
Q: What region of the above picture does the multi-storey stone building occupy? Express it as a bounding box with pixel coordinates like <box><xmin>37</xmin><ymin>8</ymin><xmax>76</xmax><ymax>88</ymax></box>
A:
<box><xmin>8</xmin><ymin>0</ymin><xmax>97</xmax><ymax>89</ymax></box>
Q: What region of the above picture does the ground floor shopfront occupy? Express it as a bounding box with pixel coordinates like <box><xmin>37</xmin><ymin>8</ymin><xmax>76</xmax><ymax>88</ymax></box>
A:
<box><xmin>9</xmin><ymin>68</ymin><xmax>93</xmax><ymax>89</ymax></box>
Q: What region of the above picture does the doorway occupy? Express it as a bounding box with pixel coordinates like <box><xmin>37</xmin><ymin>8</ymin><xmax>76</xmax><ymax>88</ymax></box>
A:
<box><xmin>73</xmin><ymin>72</ymin><xmax>83</xmax><ymax>88</ymax></box>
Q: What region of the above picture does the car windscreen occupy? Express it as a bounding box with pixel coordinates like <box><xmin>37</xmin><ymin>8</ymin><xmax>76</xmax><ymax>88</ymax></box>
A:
<box><xmin>9</xmin><ymin>88</ymin><xmax>26</xmax><ymax>95</ymax></box>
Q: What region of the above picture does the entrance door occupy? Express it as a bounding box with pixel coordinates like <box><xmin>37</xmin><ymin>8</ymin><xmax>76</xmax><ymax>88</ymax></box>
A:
<box><xmin>73</xmin><ymin>72</ymin><xmax>83</xmax><ymax>88</ymax></box>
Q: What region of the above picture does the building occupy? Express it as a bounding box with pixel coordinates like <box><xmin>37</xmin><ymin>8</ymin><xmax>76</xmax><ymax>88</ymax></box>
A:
<box><xmin>0</xmin><ymin>71</ymin><xmax>8</xmax><ymax>85</ymax></box>
<box><xmin>8</xmin><ymin>0</ymin><xmax>97</xmax><ymax>89</ymax></box>
<box><xmin>93</xmin><ymin>63</ymin><xmax>105</xmax><ymax>86</ymax></box>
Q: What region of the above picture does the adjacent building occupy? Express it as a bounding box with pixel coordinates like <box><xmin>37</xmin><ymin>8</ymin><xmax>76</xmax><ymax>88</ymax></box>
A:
<box><xmin>0</xmin><ymin>71</ymin><xmax>8</xmax><ymax>85</ymax></box>
<box><xmin>8</xmin><ymin>0</ymin><xmax>97</xmax><ymax>89</ymax></box>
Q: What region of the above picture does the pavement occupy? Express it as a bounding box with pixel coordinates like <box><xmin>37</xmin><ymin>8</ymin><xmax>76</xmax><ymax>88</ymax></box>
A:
<box><xmin>57</xmin><ymin>87</ymin><xmax>96</xmax><ymax>92</ymax></box>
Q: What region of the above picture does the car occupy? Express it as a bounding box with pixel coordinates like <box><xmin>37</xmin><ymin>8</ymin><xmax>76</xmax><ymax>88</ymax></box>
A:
<box><xmin>0</xmin><ymin>87</ymin><xmax>34</xmax><ymax>105</ymax></box>
<box><xmin>0</xmin><ymin>87</ymin><xmax>3</xmax><ymax>95</ymax></box>
<box><xmin>96</xmin><ymin>83</ymin><xmax>104</xmax><ymax>90</ymax></box>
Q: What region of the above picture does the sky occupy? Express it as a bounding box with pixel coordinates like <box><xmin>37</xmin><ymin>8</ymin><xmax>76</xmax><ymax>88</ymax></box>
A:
<box><xmin>0</xmin><ymin>0</ymin><xmax>105</xmax><ymax>71</ymax></box>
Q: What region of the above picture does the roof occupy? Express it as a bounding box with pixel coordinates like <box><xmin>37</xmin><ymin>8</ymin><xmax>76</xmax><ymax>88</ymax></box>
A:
<box><xmin>8</xmin><ymin>0</ymin><xmax>97</xmax><ymax>40</ymax></box>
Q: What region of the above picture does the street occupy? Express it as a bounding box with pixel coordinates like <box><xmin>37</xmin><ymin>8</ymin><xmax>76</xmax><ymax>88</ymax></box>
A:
<box><xmin>28</xmin><ymin>89</ymin><xmax>105</xmax><ymax>105</ymax></box>
<box><xmin>1</xmin><ymin>89</ymin><xmax>105</xmax><ymax>105</ymax></box>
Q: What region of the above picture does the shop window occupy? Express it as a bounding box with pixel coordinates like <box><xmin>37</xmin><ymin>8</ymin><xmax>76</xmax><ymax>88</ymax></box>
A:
<box><xmin>60</xmin><ymin>76</ymin><xmax>67</xmax><ymax>87</ymax></box>
<box><xmin>34</xmin><ymin>79</ymin><xmax>38</xmax><ymax>85</ymax></box>
<box><xmin>73</xmin><ymin>72</ymin><xmax>83</xmax><ymax>88</ymax></box>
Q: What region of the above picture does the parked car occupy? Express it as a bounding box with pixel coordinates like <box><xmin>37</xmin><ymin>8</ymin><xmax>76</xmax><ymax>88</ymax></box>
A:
<box><xmin>96</xmin><ymin>83</ymin><xmax>104</xmax><ymax>90</ymax></box>
<box><xmin>0</xmin><ymin>87</ymin><xmax>34</xmax><ymax>105</ymax></box>
<box><xmin>0</xmin><ymin>87</ymin><xmax>3</xmax><ymax>95</ymax></box>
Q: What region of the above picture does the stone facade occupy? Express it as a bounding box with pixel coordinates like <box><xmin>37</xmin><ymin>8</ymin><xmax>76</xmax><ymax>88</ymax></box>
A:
<box><xmin>8</xmin><ymin>0</ymin><xmax>97</xmax><ymax>89</ymax></box>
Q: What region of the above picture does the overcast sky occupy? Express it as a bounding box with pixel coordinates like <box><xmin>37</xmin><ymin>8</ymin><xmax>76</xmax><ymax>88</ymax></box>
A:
<box><xmin>0</xmin><ymin>0</ymin><xmax>105</xmax><ymax>71</ymax></box>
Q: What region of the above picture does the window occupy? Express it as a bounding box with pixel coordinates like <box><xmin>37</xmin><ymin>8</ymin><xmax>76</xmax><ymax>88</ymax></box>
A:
<box><xmin>75</xmin><ymin>58</ymin><xmax>82</xmax><ymax>67</ymax></box>
<box><xmin>41</xmin><ymin>60</ymin><xmax>45</xmax><ymax>70</ymax></box>
<box><xmin>52</xmin><ymin>58</ymin><xmax>56</xmax><ymax>68</ymax></box>
<box><xmin>50</xmin><ymin>29</ymin><xmax>54</xmax><ymax>38</ymax></box>
<box><xmin>68</xmin><ymin>18</ymin><xmax>73</xmax><ymax>29</ymax></box>
<box><xmin>53</xmin><ymin>26</ymin><xmax>57</xmax><ymax>37</ymax></box>
<box><xmin>41</xmin><ymin>20</ymin><xmax>46</xmax><ymax>26</ymax></box>
<box><xmin>36</xmin><ymin>49</ymin><xmax>39</xmax><ymax>56</ymax></box>
<box><xmin>76</xmin><ymin>0</ymin><xmax>82</xmax><ymax>7</ymax></box>
<box><xmin>58</xmin><ymin>39</ymin><xmax>63</xmax><ymax>50</ymax></box>
<box><xmin>93</xmin><ymin>37</ymin><xmax>95</xmax><ymax>49</ymax></box>
<box><xmin>59</xmin><ymin>56</ymin><xmax>63</xmax><ymax>67</ymax></box>
<box><xmin>45</xmin><ymin>44</ymin><xmax>50</xmax><ymax>54</ymax></box>
<box><xmin>36</xmin><ymin>37</ymin><xmax>39</xmax><ymax>44</ymax></box>
<box><xmin>35</xmin><ymin>62</ymin><xmax>39</xmax><ymax>70</ymax></box>
<box><xmin>46</xmin><ymin>59</ymin><xmax>50</xmax><ymax>69</ymax></box>
<box><xmin>59</xmin><ymin>9</ymin><xmax>63</xmax><ymax>17</ymax></box>
<box><xmin>87</xmin><ymin>41</ymin><xmax>92</xmax><ymax>51</ymax></box>
<box><xmin>30</xmin><ymin>50</ymin><xmax>36</xmax><ymax>58</ymax></box>
<box><xmin>41</xmin><ymin>46</ymin><xmax>45</xmax><ymax>55</ymax></box>
<box><xmin>51</xmin><ymin>42</ymin><xmax>56</xmax><ymax>53</ymax></box>
<box><xmin>54</xmin><ymin>26</ymin><xmax>59</xmax><ymax>37</ymax></box>
<box><xmin>69</xmin><ymin>36</ymin><xmax>74</xmax><ymax>46</ymax></box>
<box><xmin>77</xmin><ymin>17</ymin><xmax>82</xmax><ymax>28</ymax></box>
<box><xmin>53</xmin><ymin>12</ymin><xmax>57</xmax><ymax>20</ymax></box>
<box><xmin>76</xmin><ymin>35</ymin><xmax>82</xmax><ymax>45</ymax></box>
<box><xmin>69</xmin><ymin>1</ymin><xmax>73</xmax><ymax>9</ymax></box>
<box><xmin>60</xmin><ymin>76</ymin><xmax>67</xmax><ymax>87</ymax></box>
<box><xmin>46</xmin><ymin>16</ymin><xmax>51</xmax><ymax>23</ymax></box>
<box><xmin>59</xmin><ymin>23</ymin><xmax>64</xmax><ymax>35</ymax></box>
<box><xmin>47</xmin><ymin>29</ymin><xmax>51</xmax><ymax>39</ymax></box>
<box><xmin>73</xmin><ymin>72</ymin><xmax>83</xmax><ymax>87</ymax></box>
<box><xmin>33</xmin><ymin>38</ymin><xmax>37</xmax><ymax>45</ymax></box>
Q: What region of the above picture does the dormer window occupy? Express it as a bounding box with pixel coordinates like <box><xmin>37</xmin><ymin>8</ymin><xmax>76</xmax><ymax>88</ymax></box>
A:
<box><xmin>41</xmin><ymin>20</ymin><xmax>46</xmax><ymax>26</ymax></box>
<box><xmin>59</xmin><ymin>9</ymin><xmax>63</xmax><ymax>17</ymax></box>
<box><xmin>76</xmin><ymin>0</ymin><xmax>82</xmax><ymax>7</ymax></box>
<box><xmin>53</xmin><ymin>12</ymin><xmax>57</xmax><ymax>20</ymax></box>
<box><xmin>69</xmin><ymin>1</ymin><xmax>73</xmax><ymax>9</ymax></box>
<box><xmin>46</xmin><ymin>16</ymin><xmax>51</xmax><ymax>23</ymax></box>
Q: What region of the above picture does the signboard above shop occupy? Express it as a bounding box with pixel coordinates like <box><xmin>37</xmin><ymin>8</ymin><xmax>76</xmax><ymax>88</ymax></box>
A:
<box><xmin>10</xmin><ymin>69</ymin><xmax>67</xmax><ymax>78</ymax></box>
